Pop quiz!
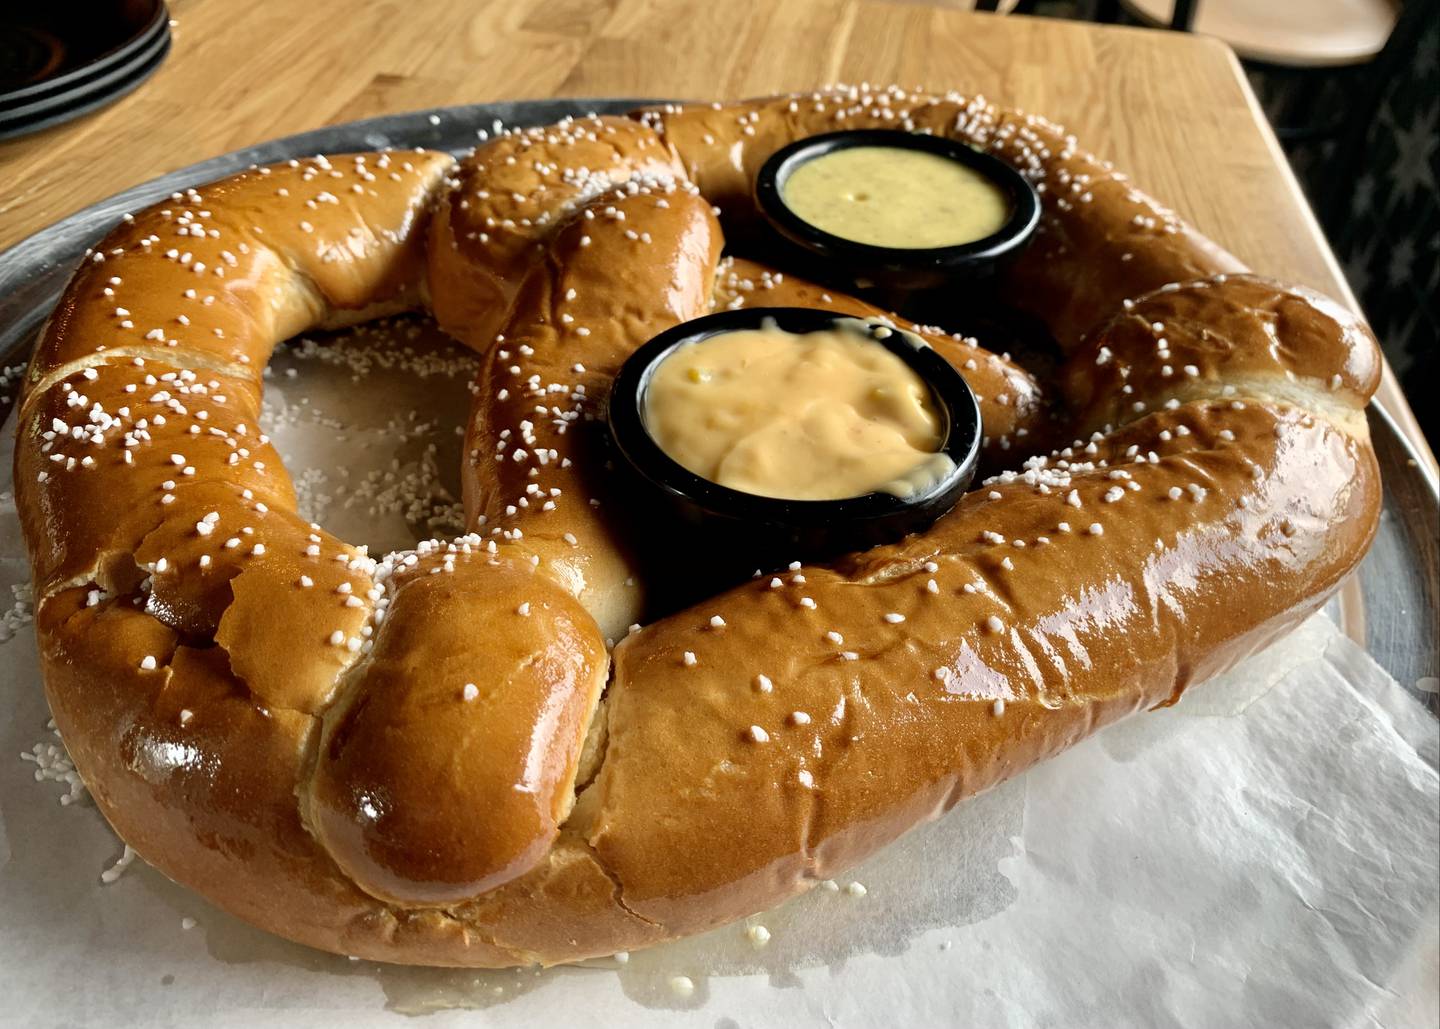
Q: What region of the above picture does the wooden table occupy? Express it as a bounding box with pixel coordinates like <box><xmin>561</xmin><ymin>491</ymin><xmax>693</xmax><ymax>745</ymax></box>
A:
<box><xmin>0</xmin><ymin>0</ymin><xmax>1430</xmax><ymax>468</ymax></box>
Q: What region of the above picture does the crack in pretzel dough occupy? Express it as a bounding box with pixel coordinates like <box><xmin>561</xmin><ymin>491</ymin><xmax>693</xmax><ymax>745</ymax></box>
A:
<box><xmin>16</xmin><ymin>87</ymin><xmax>1383</xmax><ymax>966</ymax></box>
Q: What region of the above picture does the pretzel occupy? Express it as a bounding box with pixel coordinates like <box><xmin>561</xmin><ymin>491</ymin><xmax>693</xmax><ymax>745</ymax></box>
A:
<box><xmin>14</xmin><ymin>87</ymin><xmax>1381</xmax><ymax>967</ymax></box>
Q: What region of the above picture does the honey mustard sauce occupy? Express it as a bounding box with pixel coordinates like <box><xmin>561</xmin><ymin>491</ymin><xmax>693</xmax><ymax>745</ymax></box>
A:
<box><xmin>644</xmin><ymin>320</ymin><xmax>951</xmax><ymax>501</ymax></box>
<box><xmin>781</xmin><ymin>146</ymin><xmax>1011</xmax><ymax>249</ymax></box>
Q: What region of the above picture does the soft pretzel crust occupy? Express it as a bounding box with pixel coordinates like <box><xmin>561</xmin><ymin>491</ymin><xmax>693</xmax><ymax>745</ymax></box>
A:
<box><xmin>16</xmin><ymin>88</ymin><xmax>1381</xmax><ymax>966</ymax></box>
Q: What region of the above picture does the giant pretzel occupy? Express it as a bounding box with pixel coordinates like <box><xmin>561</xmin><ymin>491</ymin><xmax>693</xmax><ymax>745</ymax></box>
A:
<box><xmin>16</xmin><ymin>86</ymin><xmax>1381</xmax><ymax>966</ymax></box>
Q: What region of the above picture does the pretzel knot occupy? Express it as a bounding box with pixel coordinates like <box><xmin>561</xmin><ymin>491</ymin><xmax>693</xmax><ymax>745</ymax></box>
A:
<box><xmin>15</xmin><ymin>87</ymin><xmax>1381</xmax><ymax>966</ymax></box>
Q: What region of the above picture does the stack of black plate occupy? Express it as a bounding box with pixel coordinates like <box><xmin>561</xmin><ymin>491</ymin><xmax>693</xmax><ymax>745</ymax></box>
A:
<box><xmin>0</xmin><ymin>0</ymin><xmax>170</xmax><ymax>142</ymax></box>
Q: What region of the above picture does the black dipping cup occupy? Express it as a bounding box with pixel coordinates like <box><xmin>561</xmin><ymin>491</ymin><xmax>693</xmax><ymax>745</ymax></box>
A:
<box><xmin>606</xmin><ymin>307</ymin><xmax>981</xmax><ymax>599</ymax></box>
<box><xmin>754</xmin><ymin>129</ymin><xmax>1041</xmax><ymax>293</ymax></box>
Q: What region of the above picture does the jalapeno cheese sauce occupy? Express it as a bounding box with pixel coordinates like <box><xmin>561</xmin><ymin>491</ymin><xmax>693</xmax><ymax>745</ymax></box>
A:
<box><xmin>782</xmin><ymin>146</ymin><xmax>1011</xmax><ymax>249</ymax></box>
<box><xmin>644</xmin><ymin>321</ymin><xmax>950</xmax><ymax>501</ymax></box>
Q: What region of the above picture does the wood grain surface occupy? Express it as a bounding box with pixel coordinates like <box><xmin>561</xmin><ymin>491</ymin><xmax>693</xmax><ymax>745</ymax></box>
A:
<box><xmin>0</xmin><ymin>0</ymin><xmax>1429</xmax><ymax>465</ymax></box>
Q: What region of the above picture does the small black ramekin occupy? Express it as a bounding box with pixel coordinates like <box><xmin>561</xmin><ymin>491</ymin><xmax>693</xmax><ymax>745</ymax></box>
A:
<box><xmin>606</xmin><ymin>307</ymin><xmax>981</xmax><ymax>587</ymax></box>
<box><xmin>754</xmin><ymin>129</ymin><xmax>1041</xmax><ymax>293</ymax></box>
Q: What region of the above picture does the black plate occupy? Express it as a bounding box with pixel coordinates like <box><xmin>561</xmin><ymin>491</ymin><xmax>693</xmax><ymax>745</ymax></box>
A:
<box><xmin>0</xmin><ymin>23</ymin><xmax>169</xmax><ymax>137</ymax></box>
<box><xmin>0</xmin><ymin>13</ymin><xmax>167</xmax><ymax>119</ymax></box>
<box><xmin>0</xmin><ymin>1</ymin><xmax>169</xmax><ymax>140</ymax></box>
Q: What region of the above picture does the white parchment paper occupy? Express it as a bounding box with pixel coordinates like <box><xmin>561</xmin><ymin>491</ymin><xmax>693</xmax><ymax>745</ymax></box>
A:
<box><xmin>2</xmin><ymin>321</ymin><xmax>1435</xmax><ymax>1028</ymax></box>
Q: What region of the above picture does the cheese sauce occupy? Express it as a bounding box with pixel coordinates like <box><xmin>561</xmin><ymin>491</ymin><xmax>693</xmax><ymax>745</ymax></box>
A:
<box><xmin>644</xmin><ymin>322</ymin><xmax>948</xmax><ymax>501</ymax></box>
<box><xmin>782</xmin><ymin>146</ymin><xmax>1011</xmax><ymax>249</ymax></box>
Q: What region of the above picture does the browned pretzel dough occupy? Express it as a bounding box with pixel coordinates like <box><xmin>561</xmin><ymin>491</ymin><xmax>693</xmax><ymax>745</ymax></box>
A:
<box><xmin>15</xmin><ymin>87</ymin><xmax>1380</xmax><ymax>966</ymax></box>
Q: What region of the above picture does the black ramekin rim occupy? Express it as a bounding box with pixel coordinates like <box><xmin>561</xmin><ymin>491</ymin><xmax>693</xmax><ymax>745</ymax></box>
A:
<box><xmin>606</xmin><ymin>306</ymin><xmax>982</xmax><ymax>527</ymax></box>
<box><xmin>753</xmin><ymin>128</ymin><xmax>1041</xmax><ymax>273</ymax></box>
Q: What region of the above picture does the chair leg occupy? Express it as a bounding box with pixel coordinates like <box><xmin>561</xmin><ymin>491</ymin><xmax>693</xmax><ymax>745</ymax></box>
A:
<box><xmin>1091</xmin><ymin>0</ymin><xmax>1122</xmax><ymax>22</ymax></box>
<box><xmin>1169</xmin><ymin>0</ymin><xmax>1198</xmax><ymax>31</ymax></box>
